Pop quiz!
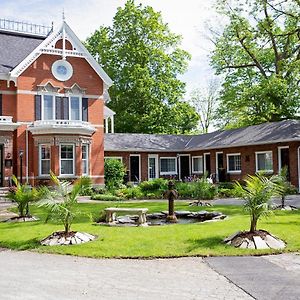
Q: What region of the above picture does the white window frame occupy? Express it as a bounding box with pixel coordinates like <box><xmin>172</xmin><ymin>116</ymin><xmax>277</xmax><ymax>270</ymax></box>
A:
<box><xmin>278</xmin><ymin>146</ymin><xmax>289</xmax><ymax>172</ymax></box>
<box><xmin>192</xmin><ymin>156</ymin><xmax>203</xmax><ymax>174</ymax></box>
<box><xmin>255</xmin><ymin>151</ymin><xmax>274</xmax><ymax>173</ymax></box>
<box><xmin>160</xmin><ymin>157</ymin><xmax>177</xmax><ymax>175</ymax></box>
<box><xmin>59</xmin><ymin>144</ymin><xmax>75</xmax><ymax>177</ymax></box>
<box><xmin>227</xmin><ymin>153</ymin><xmax>242</xmax><ymax>173</ymax></box>
<box><xmin>81</xmin><ymin>144</ymin><xmax>89</xmax><ymax>176</ymax></box>
<box><xmin>41</xmin><ymin>94</ymin><xmax>83</xmax><ymax>121</ymax></box>
<box><xmin>39</xmin><ymin>144</ymin><xmax>51</xmax><ymax>177</ymax></box>
<box><xmin>148</xmin><ymin>154</ymin><xmax>159</xmax><ymax>180</ymax></box>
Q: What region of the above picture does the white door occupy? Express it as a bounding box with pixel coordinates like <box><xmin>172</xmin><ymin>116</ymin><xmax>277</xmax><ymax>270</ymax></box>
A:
<box><xmin>148</xmin><ymin>155</ymin><xmax>159</xmax><ymax>180</ymax></box>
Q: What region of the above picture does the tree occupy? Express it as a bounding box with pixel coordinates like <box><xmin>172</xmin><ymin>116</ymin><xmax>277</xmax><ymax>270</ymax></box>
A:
<box><xmin>39</xmin><ymin>172</ymin><xmax>89</xmax><ymax>234</ymax></box>
<box><xmin>235</xmin><ymin>174</ymin><xmax>282</xmax><ymax>232</ymax></box>
<box><xmin>189</xmin><ymin>78</ymin><xmax>220</xmax><ymax>133</ymax></box>
<box><xmin>85</xmin><ymin>0</ymin><xmax>199</xmax><ymax>133</ymax></box>
<box><xmin>210</xmin><ymin>0</ymin><xmax>300</xmax><ymax>128</ymax></box>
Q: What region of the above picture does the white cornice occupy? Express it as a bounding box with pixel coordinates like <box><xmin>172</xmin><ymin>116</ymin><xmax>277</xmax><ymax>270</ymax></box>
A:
<box><xmin>9</xmin><ymin>21</ymin><xmax>113</xmax><ymax>88</ymax></box>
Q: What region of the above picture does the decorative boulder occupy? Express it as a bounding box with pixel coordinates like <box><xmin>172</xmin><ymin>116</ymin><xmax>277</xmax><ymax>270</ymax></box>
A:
<box><xmin>41</xmin><ymin>231</ymin><xmax>96</xmax><ymax>246</ymax></box>
<box><xmin>224</xmin><ymin>230</ymin><xmax>285</xmax><ymax>250</ymax></box>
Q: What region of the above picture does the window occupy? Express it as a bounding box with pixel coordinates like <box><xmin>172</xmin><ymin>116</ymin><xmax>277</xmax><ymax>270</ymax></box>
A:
<box><xmin>160</xmin><ymin>157</ymin><xmax>177</xmax><ymax>175</ymax></box>
<box><xmin>256</xmin><ymin>151</ymin><xmax>273</xmax><ymax>172</ymax></box>
<box><xmin>82</xmin><ymin>144</ymin><xmax>89</xmax><ymax>176</ymax></box>
<box><xmin>70</xmin><ymin>97</ymin><xmax>80</xmax><ymax>120</ymax></box>
<box><xmin>39</xmin><ymin>144</ymin><xmax>51</xmax><ymax>176</ymax></box>
<box><xmin>43</xmin><ymin>95</ymin><xmax>54</xmax><ymax>120</ymax></box>
<box><xmin>192</xmin><ymin>156</ymin><xmax>203</xmax><ymax>173</ymax></box>
<box><xmin>227</xmin><ymin>153</ymin><xmax>241</xmax><ymax>173</ymax></box>
<box><xmin>41</xmin><ymin>95</ymin><xmax>83</xmax><ymax>121</ymax></box>
<box><xmin>60</xmin><ymin>144</ymin><xmax>75</xmax><ymax>176</ymax></box>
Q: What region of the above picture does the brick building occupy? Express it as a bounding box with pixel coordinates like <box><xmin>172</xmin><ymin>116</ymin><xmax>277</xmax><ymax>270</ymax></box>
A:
<box><xmin>0</xmin><ymin>19</ymin><xmax>113</xmax><ymax>186</ymax></box>
<box><xmin>0</xmin><ymin>19</ymin><xmax>299</xmax><ymax>190</ymax></box>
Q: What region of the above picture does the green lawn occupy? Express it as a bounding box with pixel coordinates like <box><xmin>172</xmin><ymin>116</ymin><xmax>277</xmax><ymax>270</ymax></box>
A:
<box><xmin>1</xmin><ymin>201</ymin><xmax>300</xmax><ymax>258</ymax></box>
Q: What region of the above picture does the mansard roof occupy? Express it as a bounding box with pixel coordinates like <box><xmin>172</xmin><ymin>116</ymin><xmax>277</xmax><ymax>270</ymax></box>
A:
<box><xmin>0</xmin><ymin>31</ymin><xmax>44</xmax><ymax>73</ymax></box>
<box><xmin>104</xmin><ymin>120</ymin><xmax>300</xmax><ymax>152</ymax></box>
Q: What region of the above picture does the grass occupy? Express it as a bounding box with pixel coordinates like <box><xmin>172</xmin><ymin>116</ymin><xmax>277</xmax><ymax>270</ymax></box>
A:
<box><xmin>0</xmin><ymin>201</ymin><xmax>300</xmax><ymax>258</ymax></box>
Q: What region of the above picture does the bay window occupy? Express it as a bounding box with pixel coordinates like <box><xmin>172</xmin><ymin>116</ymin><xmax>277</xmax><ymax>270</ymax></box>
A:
<box><xmin>160</xmin><ymin>157</ymin><xmax>177</xmax><ymax>175</ymax></box>
<box><xmin>60</xmin><ymin>144</ymin><xmax>75</xmax><ymax>176</ymax></box>
<box><xmin>82</xmin><ymin>144</ymin><xmax>89</xmax><ymax>176</ymax></box>
<box><xmin>43</xmin><ymin>95</ymin><xmax>54</xmax><ymax>120</ymax></box>
<box><xmin>70</xmin><ymin>96</ymin><xmax>80</xmax><ymax>120</ymax></box>
<box><xmin>39</xmin><ymin>144</ymin><xmax>51</xmax><ymax>176</ymax></box>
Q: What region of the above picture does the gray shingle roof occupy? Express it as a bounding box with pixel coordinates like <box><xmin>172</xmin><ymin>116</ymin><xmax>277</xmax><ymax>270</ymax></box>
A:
<box><xmin>0</xmin><ymin>31</ymin><xmax>44</xmax><ymax>74</ymax></box>
<box><xmin>105</xmin><ymin>120</ymin><xmax>300</xmax><ymax>152</ymax></box>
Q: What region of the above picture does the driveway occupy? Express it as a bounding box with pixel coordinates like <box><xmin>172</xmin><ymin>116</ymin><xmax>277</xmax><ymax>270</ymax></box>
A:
<box><xmin>1</xmin><ymin>250</ymin><xmax>300</xmax><ymax>300</ymax></box>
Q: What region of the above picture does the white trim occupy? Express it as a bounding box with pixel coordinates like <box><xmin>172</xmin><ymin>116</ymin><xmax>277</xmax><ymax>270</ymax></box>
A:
<box><xmin>255</xmin><ymin>151</ymin><xmax>273</xmax><ymax>173</ymax></box>
<box><xmin>191</xmin><ymin>155</ymin><xmax>203</xmax><ymax>174</ymax></box>
<box><xmin>203</xmin><ymin>153</ymin><xmax>210</xmax><ymax>174</ymax></box>
<box><xmin>59</xmin><ymin>144</ymin><xmax>75</xmax><ymax>176</ymax></box>
<box><xmin>148</xmin><ymin>154</ymin><xmax>159</xmax><ymax>180</ymax></box>
<box><xmin>104</xmin><ymin>156</ymin><xmax>123</xmax><ymax>162</ymax></box>
<box><xmin>0</xmin><ymin>90</ymin><xmax>16</xmax><ymax>95</ymax></box>
<box><xmin>215</xmin><ymin>152</ymin><xmax>223</xmax><ymax>181</ymax></box>
<box><xmin>9</xmin><ymin>21</ymin><xmax>113</xmax><ymax>87</ymax></box>
<box><xmin>226</xmin><ymin>153</ymin><xmax>242</xmax><ymax>174</ymax></box>
<box><xmin>278</xmin><ymin>146</ymin><xmax>289</xmax><ymax>172</ymax></box>
<box><xmin>38</xmin><ymin>144</ymin><xmax>51</xmax><ymax>177</ymax></box>
<box><xmin>178</xmin><ymin>154</ymin><xmax>191</xmax><ymax>180</ymax></box>
<box><xmin>129</xmin><ymin>154</ymin><xmax>141</xmax><ymax>182</ymax></box>
<box><xmin>298</xmin><ymin>146</ymin><xmax>300</xmax><ymax>191</ymax></box>
<box><xmin>81</xmin><ymin>144</ymin><xmax>89</xmax><ymax>176</ymax></box>
<box><xmin>159</xmin><ymin>156</ymin><xmax>177</xmax><ymax>175</ymax></box>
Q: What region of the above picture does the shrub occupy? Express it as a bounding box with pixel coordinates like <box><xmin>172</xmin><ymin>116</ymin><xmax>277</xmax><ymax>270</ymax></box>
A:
<box><xmin>78</xmin><ymin>176</ymin><xmax>93</xmax><ymax>196</ymax></box>
<box><xmin>175</xmin><ymin>182</ymin><xmax>195</xmax><ymax>198</ymax></box>
<box><xmin>91</xmin><ymin>194</ymin><xmax>122</xmax><ymax>201</ymax></box>
<box><xmin>193</xmin><ymin>178</ymin><xmax>217</xmax><ymax>200</ymax></box>
<box><xmin>139</xmin><ymin>178</ymin><xmax>168</xmax><ymax>193</ymax></box>
<box><xmin>104</xmin><ymin>159</ymin><xmax>126</xmax><ymax>190</ymax></box>
<box><xmin>117</xmin><ymin>186</ymin><xmax>143</xmax><ymax>199</ymax></box>
<box><xmin>7</xmin><ymin>175</ymin><xmax>47</xmax><ymax>217</ymax></box>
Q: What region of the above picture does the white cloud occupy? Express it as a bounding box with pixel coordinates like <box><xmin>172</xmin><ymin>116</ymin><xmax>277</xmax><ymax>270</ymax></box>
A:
<box><xmin>1</xmin><ymin>0</ymin><xmax>220</xmax><ymax>92</ymax></box>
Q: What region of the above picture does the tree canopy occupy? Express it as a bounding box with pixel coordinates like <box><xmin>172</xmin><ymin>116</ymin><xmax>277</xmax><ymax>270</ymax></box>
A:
<box><xmin>86</xmin><ymin>0</ymin><xmax>199</xmax><ymax>133</ymax></box>
<box><xmin>211</xmin><ymin>0</ymin><xmax>300</xmax><ymax>128</ymax></box>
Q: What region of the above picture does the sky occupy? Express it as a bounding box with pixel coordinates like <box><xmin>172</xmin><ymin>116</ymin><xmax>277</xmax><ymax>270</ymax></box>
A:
<box><xmin>1</xmin><ymin>0</ymin><xmax>221</xmax><ymax>96</ymax></box>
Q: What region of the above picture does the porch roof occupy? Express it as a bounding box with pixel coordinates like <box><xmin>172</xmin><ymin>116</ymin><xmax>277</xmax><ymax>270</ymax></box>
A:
<box><xmin>104</xmin><ymin>120</ymin><xmax>300</xmax><ymax>152</ymax></box>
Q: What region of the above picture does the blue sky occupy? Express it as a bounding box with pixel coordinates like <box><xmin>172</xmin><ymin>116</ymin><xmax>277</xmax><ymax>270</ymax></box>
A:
<box><xmin>1</xmin><ymin>0</ymin><xmax>220</xmax><ymax>97</ymax></box>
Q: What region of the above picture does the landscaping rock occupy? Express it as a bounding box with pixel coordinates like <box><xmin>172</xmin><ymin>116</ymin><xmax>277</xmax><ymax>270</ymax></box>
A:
<box><xmin>174</xmin><ymin>211</ymin><xmax>191</xmax><ymax>217</ymax></box>
<box><xmin>41</xmin><ymin>231</ymin><xmax>96</xmax><ymax>246</ymax></box>
<box><xmin>224</xmin><ymin>230</ymin><xmax>286</xmax><ymax>250</ymax></box>
<box><xmin>5</xmin><ymin>216</ymin><xmax>39</xmax><ymax>223</ymax></box>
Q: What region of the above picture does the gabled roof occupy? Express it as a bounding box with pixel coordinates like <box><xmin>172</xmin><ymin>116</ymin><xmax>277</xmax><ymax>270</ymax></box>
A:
<box><xmin>0</xmin><ymin>31</ymin><xmax>44</xmax><ymax>74</ymax></box>
<box><xmin>0</xmin><ymin>20</ymin><xmax>113</xmax><ymax>88</ymax></box>
<box><xmin>104</xmin><ymin>120</ymin><xmax>300</xmax><ymax>152</ymax></box>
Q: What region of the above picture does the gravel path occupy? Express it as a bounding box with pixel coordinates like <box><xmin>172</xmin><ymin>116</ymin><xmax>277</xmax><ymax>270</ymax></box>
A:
<box><xmin>0</xmin><ymin>250</ymin><xmax>252</xmax><ymax>300</ymax></box>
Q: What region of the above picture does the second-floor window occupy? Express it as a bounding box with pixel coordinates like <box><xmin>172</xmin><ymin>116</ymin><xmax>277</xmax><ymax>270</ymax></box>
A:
<box><xmin>41</xmin><ymin>95</ymin><xmax>82</xmax><ymax>121</ymax></box>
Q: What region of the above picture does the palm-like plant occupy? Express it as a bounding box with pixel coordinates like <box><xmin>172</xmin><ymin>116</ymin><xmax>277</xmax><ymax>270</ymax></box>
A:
<box><xmin>273</xmin><ymin>166</ymin><xmax>290</xmax><ymax>208</ymax></box>
<box><xmin>39</xmin><ymin>172</ymin><xmax>89</xmax><ymax>235</ymax></box>
<box><xmin>235</xmin><ymin>174</ymin><xmax>282</xmax><ymax>233</ymax></box>
<box><xmin>7</xmin><ymin>175</ymin><xmax>47</xmax><ymax>218</ymax></box>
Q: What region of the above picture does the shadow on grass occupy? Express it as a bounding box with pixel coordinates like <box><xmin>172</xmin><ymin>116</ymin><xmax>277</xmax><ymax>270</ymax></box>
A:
<box><xmin>186</xmin><ymin>236</ymin><xmax>224</xmax><ymax>253</ymax></box>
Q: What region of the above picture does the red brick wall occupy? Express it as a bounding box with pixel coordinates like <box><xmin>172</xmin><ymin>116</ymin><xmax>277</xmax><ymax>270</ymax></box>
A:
<box><xmin>105</xmin><ymin>141</ymin><xmax>300</xmax><ymax>188</ymax></box>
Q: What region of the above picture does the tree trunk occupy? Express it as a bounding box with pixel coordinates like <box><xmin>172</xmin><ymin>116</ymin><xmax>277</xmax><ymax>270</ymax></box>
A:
<box><xmin>281</xmin><ymin>195</ymin><xmax>285</xmax><ymax>208</ymax></box>
<box><xmin>250</xmin><ymin>216</ymin><xmax>257</xmax><ymax>233</ymax></box>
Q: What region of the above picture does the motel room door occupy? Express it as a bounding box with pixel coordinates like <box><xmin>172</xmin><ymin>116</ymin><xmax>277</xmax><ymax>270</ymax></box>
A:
<box><xmin>130</xmin><ymin>155</ymin><xmax>140</xmax><ymax>182</ymax></box>
<box><xmin>0</xmin><ymin>145</ymin><xmax>3</xmax><ymax>187</ymax></box>
<box><xmin>179</xmin><ymin>155</ymin><xmax>190</xmax><ymax>180</ymax></box>
<box><xmin>279</xmin><ymin>147</ymin><xmax>290</xmax><ymax>180</ymax></box>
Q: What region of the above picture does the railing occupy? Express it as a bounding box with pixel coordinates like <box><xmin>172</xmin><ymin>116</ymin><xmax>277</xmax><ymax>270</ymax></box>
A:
<box><xmin>34</xmin><ymin>120</ymin><xmax>92</xmax><ymax>127</ymax></box>
<box><xmin>0</xmin><ymin>19</ymin><xmax>52</xmax><ymax>36</ymax></box>
<box><xmin>0</xmin><ymin>116</ymin><xmax>13</xmax><ymax>123</ymax></box>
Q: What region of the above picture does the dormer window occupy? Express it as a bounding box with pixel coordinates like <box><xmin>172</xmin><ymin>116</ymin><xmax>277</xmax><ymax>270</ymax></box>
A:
<box><xmin>43</xmin><ymin>95</ymin><xmax>54</xmax><ymax>120</ymax></box>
